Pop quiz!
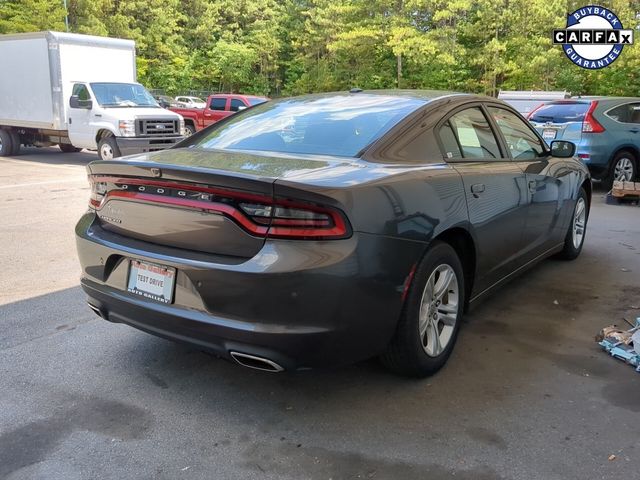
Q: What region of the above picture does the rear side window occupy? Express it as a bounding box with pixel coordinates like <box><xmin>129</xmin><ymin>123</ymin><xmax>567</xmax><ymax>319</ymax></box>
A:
<box><xmin>529</xmin><ymin>102</ymin><xmax>589</xmax><ymax>123</ymax></box>
<box><xmin>606</xmin><ymin>103</ymin><xmax>640</xmax><ymax>124</ymax></box>
<box><xmin>488</xmin><ymin>107</ymin><xmax>545</xmax><ymax>160</ymax></box>
<box><xmin>210</xmin><ymin>98</ymin><xmax>227</xmax><ymax>111</ymax></box>
<box><xmin>444</xmin><ymin>107</ymin><xmax>501</xmax><ymax>159</ymax></box>
<box><xmin>439</xmin><ymin>121</ymin><xmax>463</xmax><ymax>159</ymax></box>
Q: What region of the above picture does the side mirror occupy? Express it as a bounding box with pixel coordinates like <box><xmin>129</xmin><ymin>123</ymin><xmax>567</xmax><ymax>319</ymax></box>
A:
<box><xmin>550</xmin><ymin>140</ymin><xmax>576</xmax><ymax>158</ymax></box>
<box><xmin>69</xmin><ymin>95</ymin><xmax>92</xmax><ymax>109</ymax></box>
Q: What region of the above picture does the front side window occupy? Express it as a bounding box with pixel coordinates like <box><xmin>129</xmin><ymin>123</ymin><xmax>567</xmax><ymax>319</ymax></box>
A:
<box><xmin>488</xmin><ymin>107</ymin><xmax>545</xmax><ymax>160</ymax></box>
<box><xmin>444</xmin><ymin>107</ymin><xmax>501</xmax><ymax>159</ymax></box>
<box><xmin>210</xmin><ymin>98</ymin><xmax>227</xmax><ymax>111</ymax></box>
<box><xmin>192</xmin><ymin>95</ymin><xmax>425</xmax><ymax>157</ymax></box>
<box><xmin>230</xmin><ymin>99</ymin><xmax>246</xmax><ymax>112</ymax></box>
<box><xmin>72</xmin><ymin>83</ymin><xmax>90</xmax><ymax>101</ymax></box>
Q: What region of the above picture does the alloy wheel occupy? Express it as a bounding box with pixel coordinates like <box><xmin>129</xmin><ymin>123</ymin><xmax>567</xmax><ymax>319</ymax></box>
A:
<box><xmin>100</xmin><ymin>143</ymin><xmax>114</xmax><ymax>160</ymax></box>
<box><xmin>614</xmin><ymin>157</ymin><xmax>634</xmax><ymax>182</ymax></box>
<box><xmin>572</xmin><ymin>197</ymin><xmax>587</xmax><ymax>249</ymax></box>
<box><xmin>418</xmin><ymin>264</ymin><xmax>459</xmax><ymax>357</ymax></box>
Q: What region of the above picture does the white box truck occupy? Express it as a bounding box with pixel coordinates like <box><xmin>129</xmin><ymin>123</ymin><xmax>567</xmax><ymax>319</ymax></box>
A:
<box><xmin>0</xmin><ymin>31</ymin><xmax>184</xmax><ymax>159</ymax></box>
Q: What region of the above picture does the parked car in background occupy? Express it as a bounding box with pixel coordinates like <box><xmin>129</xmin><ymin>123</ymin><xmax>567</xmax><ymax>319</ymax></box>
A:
<box><xmin>76</xmin><ymin>90</ymin><xmax>590</xmax><ymax>377</ymax></box>
<box><xmin>154</xmin><ymin>95</ymin><xmax>180</xmax><ymax>109</ymax></box>
<box><xmin>529</xmin><ymin>97</ymin><xmax>640</xmax><ymax>184</ymax></box>
<box><xmin>498</xmin><ymin>90</ymin><xmax>570</xmax><ymax>116</ymax></box>
<box><xmin>0</xmin><ymin>31</ymin><xmax>184</xmax><ymax>159</ymax></box>
<box><xmin>170</xmin><ymin>93</ymin><xmax>269</xmax><ymax>134</ymax></box>
<box><xmin>175</xmin><ymin>96</ymin><xmax>207</xmax><ymax>109</ymax></box>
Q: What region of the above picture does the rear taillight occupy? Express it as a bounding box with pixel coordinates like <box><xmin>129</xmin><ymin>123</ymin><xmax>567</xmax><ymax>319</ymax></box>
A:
<box><xmin>88</xmin><ymin>176</ymin><xmax>350</xmax><ymax>240</ymax></box>
<box><xmin>582</xmin><ymin>101</ymin><xmax>605</xmax><ymax>133</ymax></box>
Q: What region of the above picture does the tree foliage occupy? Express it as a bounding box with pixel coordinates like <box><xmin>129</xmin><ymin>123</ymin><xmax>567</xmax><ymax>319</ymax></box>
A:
<box><xmin>1</xmin><ymin>0</ymin><xmax>639</xmax><ymax>96</ymax></box>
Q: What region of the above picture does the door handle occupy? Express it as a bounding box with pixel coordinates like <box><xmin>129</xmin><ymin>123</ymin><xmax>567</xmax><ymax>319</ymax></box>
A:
<box><xmin>204</xmin><ymin>113</ymin><xmax>212</xmax><ymax>117</ymax></box>
<box><xmin>470</xmin><ymin>183</ymin><xmax>485</xmax><ymax>197</ymax></box>
<box><xmin>528</xmin><ymin>180</ymin><xmax>537</xmax><ymax>193</ymax></box>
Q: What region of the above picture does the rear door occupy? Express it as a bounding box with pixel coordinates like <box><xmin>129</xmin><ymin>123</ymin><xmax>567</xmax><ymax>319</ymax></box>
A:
<box><xmin>487</xmin><ymin>105</ymin><xmax>565</xmax><ymax>257</ymax></box>
<box><xmin>441</xmin><ymin>105</ymin><xmax>529</xmax><ymax>294</ymax></box>
<box><xmin>203</xmin><ymin>96</ymin><xmax>231</xmax><ymax>127</ymax></box>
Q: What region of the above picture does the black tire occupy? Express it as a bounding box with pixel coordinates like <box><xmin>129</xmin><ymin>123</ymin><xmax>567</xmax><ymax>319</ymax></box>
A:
<box><xmin>9</xmin><ymin>131</ymin><xmax>21</xmax><ymax>155</ymax></box>
<box><xmin>97</xmin><ymin>136</ymin><xmax>121</xmax><ymax>160</ymax></box>
<box><xmin>184</xmin><ymin>124</ymin><xmax>196</xmax><ymax>136</ymax></box>
<box><xmin>59</xmin><ymin>143</ymin><xmax>82</xmax><ymax>153</ymax></box>
<box><xmin>0</xmin><ymin>129</ymin><xmax>13</xmax><ymax>157</ymax></box>
<box><xmin>607</xmin><ymin>151</ymin><xmax>637</xmax><ymax>187</ymax></box>
<box><xmin>557</xmin><ymin>187</ymin><xmax>589</xmax><ymax>261</ymax></box>
<box><xmin>381</xmin><ymin>241</ymin><xmax>465</xmax><ymax>377</ymax></box>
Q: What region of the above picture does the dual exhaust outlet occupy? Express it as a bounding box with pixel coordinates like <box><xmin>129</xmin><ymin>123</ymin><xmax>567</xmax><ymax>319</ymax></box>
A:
<box><xmin>87</xmin><ymin>303</ymin><xmax>285</xmax><ymax>372</ymax></box>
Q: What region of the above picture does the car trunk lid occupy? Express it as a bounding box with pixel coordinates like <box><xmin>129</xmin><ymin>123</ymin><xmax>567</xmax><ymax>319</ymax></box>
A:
<box><xmin>87</xmin><ymin>148</ymin><xmax>352</xmax><ymax>257</ymax></box>
<box><xmin>529</xmin><ymin>101</ymin><xmax>591</xmax><ymax>143</ymax></box>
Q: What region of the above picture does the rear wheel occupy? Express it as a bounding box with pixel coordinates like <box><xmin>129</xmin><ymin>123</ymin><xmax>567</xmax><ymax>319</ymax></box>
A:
<box><xmin>557</xmin><ymin>187</ymin><xmax>589</xmax><ymax>260</ymax></box>
<box><xmin>0</xmin><ymin>129</ymin><xmax>13</xmax><ymax>157</ymax></box>
<box><xmin>97</xmin><ymin>136</ymin><xmax>120</xmax><ymax>160</ymax></box>
<box><xmin>9</xmin><ymin>131</ymin><xmax>21</xmax><ymax>155</ymax></box>
<box><xmin>381</xmin><ymin>241</ymin><xmax>465</xmax><ymax>377</ymax></box>
<box><xmin>609</xmin><ymin>151</ymin><xmax>636</xmax><ymax>185</ymax></box>
<box><xmin>59</xmin><ymin>143</ymin><xmax>82</xmax><ymax>153</ymax></box>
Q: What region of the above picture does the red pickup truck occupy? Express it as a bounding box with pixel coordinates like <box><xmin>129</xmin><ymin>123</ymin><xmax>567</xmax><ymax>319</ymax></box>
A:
<box><xmin>171</xmin><ymin>94</ymin><xmax>269</xmax><ymax>134</ymax></box>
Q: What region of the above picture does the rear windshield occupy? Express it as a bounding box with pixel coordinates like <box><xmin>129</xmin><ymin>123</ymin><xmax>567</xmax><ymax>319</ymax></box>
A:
<box><xmin>529</xmin><ymin>102</ymin><xmax>590</xmax><ymax>123</ymax></box>
<box><xmin>191</xmin><ymin>95</ymin><xmax>425</xmax><ymax>157</ymax></box>
<box><xmin>248</xmin><ymin>97</ymin><xmax>268</xmax><ymax>106</ymax></box>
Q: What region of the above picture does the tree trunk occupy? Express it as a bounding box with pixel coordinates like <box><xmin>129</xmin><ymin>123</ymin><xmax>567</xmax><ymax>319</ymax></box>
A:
<box><xmin>396</xmin><ymin>53</ymin><xmax>402</xmax><ymax>88</ymax></box>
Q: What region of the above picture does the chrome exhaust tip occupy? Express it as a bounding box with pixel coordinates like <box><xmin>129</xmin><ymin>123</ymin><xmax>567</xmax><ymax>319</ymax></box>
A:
<box><xmin>87</xmin><ymin>302</ymin><xmax>104</xmax><ymax>318</ymax></box>
<box><xmin>230</xmin><ymin>351</ymin><xmax>284</xmax><ymax>373</ymax></box>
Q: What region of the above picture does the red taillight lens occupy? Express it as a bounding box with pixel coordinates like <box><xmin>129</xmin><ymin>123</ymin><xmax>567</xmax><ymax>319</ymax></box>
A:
<box><xmin>89</xmin><ymin>179</ymin><xmax>107</xmax><ymax>208</ymax></box>
<box><xmin>88</xmin><ymin>176</ymin><xmax>351</xmax><ymax>240</ymax></box>
<box><xmin>582</xmin><ymin>101</ymin><xmax>605</xmax><ymax>133</ymax></box>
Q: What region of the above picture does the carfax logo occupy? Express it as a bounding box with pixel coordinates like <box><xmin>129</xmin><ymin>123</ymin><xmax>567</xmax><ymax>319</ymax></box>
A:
<box><xmin>553</xmin><ymin>5</ymin><xmax>634</xmax><ymax>69</ymax></box>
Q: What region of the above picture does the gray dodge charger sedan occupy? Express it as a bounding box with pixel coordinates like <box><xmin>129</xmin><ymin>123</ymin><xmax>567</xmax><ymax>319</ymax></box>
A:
<box><xmin>76</xmin><ymin>90</ymin><xmax>591</xmax><ymax>377</ymax></box>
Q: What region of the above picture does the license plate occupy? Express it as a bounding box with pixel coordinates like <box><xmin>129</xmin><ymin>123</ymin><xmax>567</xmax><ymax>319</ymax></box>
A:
<box><xmin>127</xmin><ymin>260</ymin><xmax>175</xmax><ymax>304</ymax></box>
<box><xmin>542</xmin><ymin>129</ymin><xmax>557</xmax><ymax>140</ymax></box>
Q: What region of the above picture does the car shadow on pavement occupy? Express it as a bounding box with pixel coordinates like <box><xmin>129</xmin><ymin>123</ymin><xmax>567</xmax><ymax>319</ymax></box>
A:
<box><xmin>7</xmin><ymin>146</ymin><xmax>96</xmax><ymax>167</ymax></box>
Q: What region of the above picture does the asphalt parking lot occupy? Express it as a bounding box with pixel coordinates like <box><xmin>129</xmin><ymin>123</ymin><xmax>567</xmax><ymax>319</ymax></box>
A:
<box><xmin>1</xmin><ymin>147</ymin><xmax>639</xmax><ymax>480</ymax></box>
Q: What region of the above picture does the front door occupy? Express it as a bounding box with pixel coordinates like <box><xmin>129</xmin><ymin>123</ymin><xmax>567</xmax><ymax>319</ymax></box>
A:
<box><xmin>442</xmin><ymin>106</ymin><xmax>529</xmax><ymax>295</ymax></box>
<box><xmin>67</xmin><ymin>83</ymin><xmax>95</xmax><ymax>149</ymax></box>
<box><xmin>486</xmin><ymin>106</ymin><xmax>565</xmax><ymax>258</ymax></box>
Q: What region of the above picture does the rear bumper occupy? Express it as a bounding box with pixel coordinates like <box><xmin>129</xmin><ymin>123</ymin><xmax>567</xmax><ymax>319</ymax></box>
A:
<box><xmin>116</xmin><ymin>135</ymin><xmax>184</xmax><ymax>156</ymax></box>
<box><xmin>75</xmin><ymin>213</ymin><xmax>424</xmax><ymax>370</ymax></box>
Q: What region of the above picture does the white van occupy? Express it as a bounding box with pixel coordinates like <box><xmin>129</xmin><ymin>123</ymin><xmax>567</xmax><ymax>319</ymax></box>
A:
<box><xmin>0</xmin><ymin>31</ymin><xmax>184</xmax><ymax>159</ymax></box>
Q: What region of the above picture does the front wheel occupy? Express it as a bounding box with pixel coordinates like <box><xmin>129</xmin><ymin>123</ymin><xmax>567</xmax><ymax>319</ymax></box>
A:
<box><xmin>557</xmin><ymin>187</ymin><xmax>589</xmax><ymax>260</ymax></box>
<box><xmin>183</xmin><ymin>124</ymin><xmax>196</xmax><ymax>136</ymax></box>
<box><xmin>0</xmin><ymin>129</ymin><xmax>13</xmax><ymax>157</ymax></box>
<box><xmin>381</xmin><ymin>241</ymin><xmax>465</xmax><ymax>377</ymax></box>
<box><xmin>97</xmin><ymin>137</ymin><xmax>121</xmax><ymax>160</ymax></box>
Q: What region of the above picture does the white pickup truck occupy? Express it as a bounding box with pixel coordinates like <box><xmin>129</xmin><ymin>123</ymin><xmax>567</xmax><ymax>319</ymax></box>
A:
<box><xmin>0</xmin><ymin>31</ymin><xmax>184</xmax><ymax>159</ymax></box>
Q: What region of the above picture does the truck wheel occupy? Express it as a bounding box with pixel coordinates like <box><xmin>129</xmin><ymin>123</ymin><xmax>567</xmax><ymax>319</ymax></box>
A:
<box><xmin>59</xmin><ymin>144</ymin><xmax>82</xmax><ymax>153</ymax></box>
<box><xmin>9</xmin><ymin>131</ymin><xmax>21</xmax><ymax>155</ymax></box>
<box><xmin>0</xmin><ymin>129</ymin><xmax>13</xmax><ymax>157</ymax></box>
<box><xmin>97</xmin><ymin>137</ymin><xmax>121</xmax><ymax>160</ymax></box>
<box><xmin>184</xmin><ymin>124</ymin><xmax>196</xmax><ymax>136</ymax></box>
